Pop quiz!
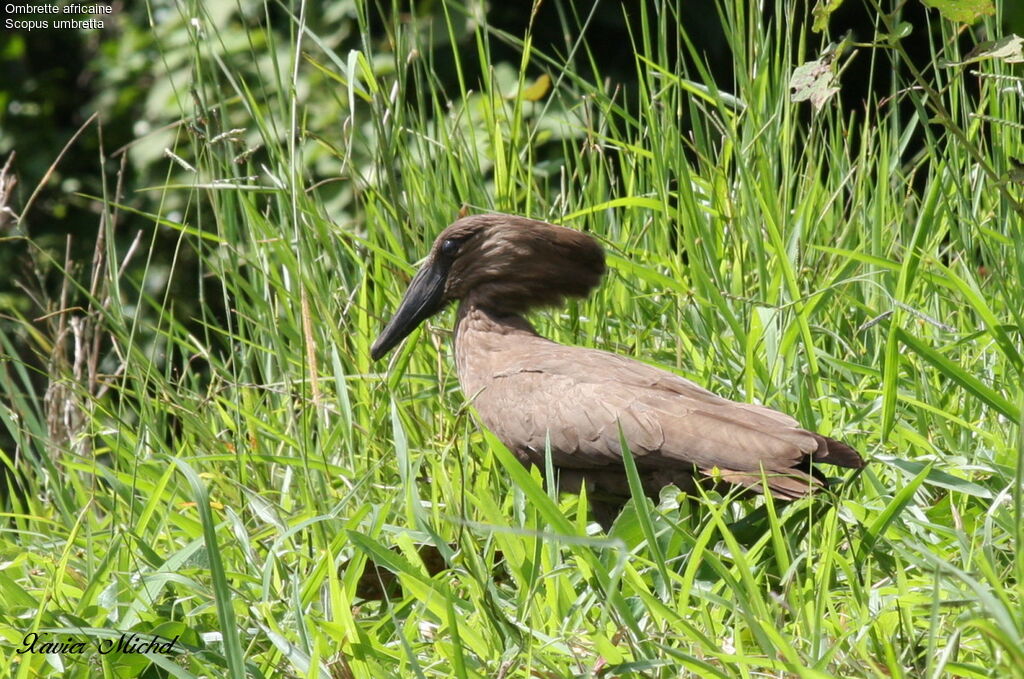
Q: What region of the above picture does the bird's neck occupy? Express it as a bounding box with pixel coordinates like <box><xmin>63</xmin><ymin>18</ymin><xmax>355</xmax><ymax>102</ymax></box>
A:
<box><xmin>453</xmin><ymin>299</ymin><xmax>548</xmax><ymax>398</ymax></box>
<box><xmin>454</xmin><ymin>299</ymin><xmax>541</xmax><ymax>340</ymax></box>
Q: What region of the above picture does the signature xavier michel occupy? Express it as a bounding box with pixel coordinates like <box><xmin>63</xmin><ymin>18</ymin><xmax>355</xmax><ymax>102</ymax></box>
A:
<box><xmin>16</xmin><ymin>631</ymin><xmax>180</xmax><ymax>656</ymax></box>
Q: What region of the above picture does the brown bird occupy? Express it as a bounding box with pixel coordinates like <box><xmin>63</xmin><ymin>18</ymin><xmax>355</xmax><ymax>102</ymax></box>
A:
<box><xmin>371</xmin><ymin>214</ymin><xmax>864</xmax><ymax>529</ymax></box>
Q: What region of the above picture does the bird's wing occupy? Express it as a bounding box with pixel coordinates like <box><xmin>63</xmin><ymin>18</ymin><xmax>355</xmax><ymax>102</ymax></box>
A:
<box><xmin>470</xmin><ymin>344</ymin><xmax>836</xmax><ymax>476</ymax></box>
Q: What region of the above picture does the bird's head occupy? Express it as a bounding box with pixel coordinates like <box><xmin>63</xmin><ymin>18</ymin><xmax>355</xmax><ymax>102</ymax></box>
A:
<box><xmin>370</xmin><ymin>213</ymin><xmax>605</xmax><ymax>360</ymax></box>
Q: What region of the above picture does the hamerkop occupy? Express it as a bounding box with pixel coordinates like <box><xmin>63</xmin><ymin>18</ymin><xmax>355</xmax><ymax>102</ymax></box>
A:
<box><xmin>371</xmin><ymin>214</ymin><xmax>864</xmax><ymax>528</ymax></box>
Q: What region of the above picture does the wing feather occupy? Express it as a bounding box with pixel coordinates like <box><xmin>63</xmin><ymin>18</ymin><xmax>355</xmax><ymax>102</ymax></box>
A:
<box><xmin>471</xmin><ymin>343</ymin><xmax>855</xmax><ymax>488</ymax></box>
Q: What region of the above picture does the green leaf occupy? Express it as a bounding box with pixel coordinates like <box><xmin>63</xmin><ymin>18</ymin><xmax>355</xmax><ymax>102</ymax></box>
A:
<box><xmin>520</xmin><ymin>73</ymin><xmax>551</xmax><ymax>101</ymax></box>
<box><xmin>811</xmin><ymin>0</ymin><xmax>846</xmax><ymax>33</ymax></box>
<box><xmin>858</xmin><ymin>460</ymin><xmax>931</xmax><ymax>559</ymax></box>
<box><xmin>484</xmin><ymin>431</ymin><xmax>575</xmax><ymax>535</ymax></box>
<box><xmin>880</xmin><ymin>456</ymin><xmax>993</xmax><ymax>499</ymax></box>
<box><xmin>173</xmin><ymin>458</ymin><xmax>247</xmax><ymax>679</ymax></box>
<box><xmin>921</xmin><ymin>0</ymin><xmax>995</xmax><ymax>24</ymax></box>
<box><xmin>617</xmin><ymin>426</ymin><xmax>671</xmax><ymax>599</ymax></box>
<box><xmin>897</xmin><ymin>327</ymin><xmax>1020</xmax><ymax>421</ymax></box>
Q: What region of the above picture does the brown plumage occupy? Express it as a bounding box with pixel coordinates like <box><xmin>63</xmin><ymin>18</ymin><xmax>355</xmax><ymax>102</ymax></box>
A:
<box><xmin>371</xmin><ymin>214</ymin><xmax>864</xmax><ymax>529</ymax></box>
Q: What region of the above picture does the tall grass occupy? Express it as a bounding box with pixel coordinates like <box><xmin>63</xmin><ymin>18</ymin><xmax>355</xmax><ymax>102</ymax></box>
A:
<box><xmin>1</xmin><ymin>0</ymin><xmax>1022</xmax><ymax>677</ymax></box>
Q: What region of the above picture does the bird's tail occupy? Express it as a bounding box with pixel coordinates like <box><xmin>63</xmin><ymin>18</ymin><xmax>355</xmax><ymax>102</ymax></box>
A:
<box><xmin>812</xmin><ymin>434</ymin><xmax>865</xmax><ymax>469</ymax></box>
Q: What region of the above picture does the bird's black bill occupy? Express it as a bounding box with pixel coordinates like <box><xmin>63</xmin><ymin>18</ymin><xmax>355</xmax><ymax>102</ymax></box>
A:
<box><xmin>370</xmin><ymin>259</ymin><xmax>447</xmax><ymax>360</ymax></box>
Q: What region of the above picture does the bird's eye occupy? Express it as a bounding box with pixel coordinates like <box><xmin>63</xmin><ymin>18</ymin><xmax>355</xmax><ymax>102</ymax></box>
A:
<box><xmin>440</xmin><ymin>238</ymin><xmax>461</xmax><ymax>257</ymax></box>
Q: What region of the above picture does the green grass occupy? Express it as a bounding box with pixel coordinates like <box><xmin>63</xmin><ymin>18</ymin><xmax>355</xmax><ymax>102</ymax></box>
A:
<box><xmin>1</xmin><ymin>0</ymin><xmax>1023</xmax><ymax>677</ymax></box>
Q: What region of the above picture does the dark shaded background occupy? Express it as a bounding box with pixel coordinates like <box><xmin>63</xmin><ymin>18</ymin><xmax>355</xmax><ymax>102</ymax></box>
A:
<box><xmin>2</xmin><ymin>0</ymin><xmax>1020</xmax><ymax>301</ymax></box>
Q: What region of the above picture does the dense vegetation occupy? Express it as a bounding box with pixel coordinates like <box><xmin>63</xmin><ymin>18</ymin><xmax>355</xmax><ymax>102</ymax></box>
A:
<box><xmin>1</xmin><ymin>1</ymin><xmax>1022</xmax><ymax>677</ymax></box>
